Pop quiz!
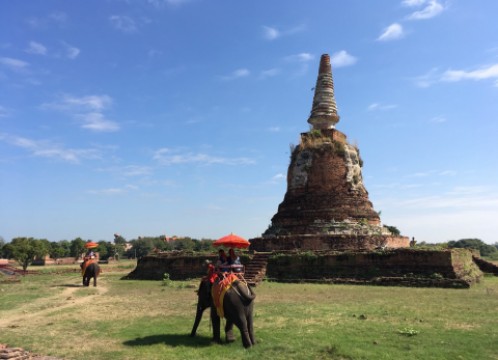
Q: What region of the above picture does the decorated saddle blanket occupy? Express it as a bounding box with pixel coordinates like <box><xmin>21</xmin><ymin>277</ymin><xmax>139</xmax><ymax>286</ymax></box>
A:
<box><xmin>211</xmin><ymin>273</ymin><xmax>239</xmax><ymax>318</ymax></box>
<box><xmin>80</xmin><ymin>259</ymin><xmax>97</xmax><ymax>276</ymax></box>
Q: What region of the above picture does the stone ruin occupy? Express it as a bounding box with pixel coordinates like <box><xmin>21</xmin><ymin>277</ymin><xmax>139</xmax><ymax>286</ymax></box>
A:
<box><xmin>250</xmin><ymin>54</ymin><xmax>409</xmax><ymax>252</ymax></box>
<box><xmin>128</xmin><ymin>54</ymin><xmax>489</xmax><ymax>288</ymax></box>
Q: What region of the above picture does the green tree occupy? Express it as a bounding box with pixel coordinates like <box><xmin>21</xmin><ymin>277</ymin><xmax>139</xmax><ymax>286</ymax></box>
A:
<box><xmin>447</xmin><ymin>238</ymin><xmax>498</xmax><ymax>257</ymax></box>
<box><xmin>49</xmin><ymin>241</ymin><xmax>68</xmax><ymax>260</ymax></box>
<box><xmin>70</xmin><ymin>238</ymin><xmax>86</xmax><ymax>259</ymax></box>
<box><xmin>5</xmin><ymin>237</ymin><xmax>48</xmax><ymax>271</ymax></box>
<box><xmin>130</xmin><ymin>237</ymin><xmax>154</xmax><ymax>258</ymax></box>
<box><xmin>0</xmin><ymin>236</ymin><xmax>5</xmax><ymax>257</ymax></box>
<box><xmin>383</xmin><ymin>225</ymin><xmax>401</xmax><ymax>236</ymax></box>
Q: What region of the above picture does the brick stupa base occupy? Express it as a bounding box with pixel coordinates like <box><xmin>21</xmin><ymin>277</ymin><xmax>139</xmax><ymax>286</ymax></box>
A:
<box><xmin>249</xmin><ymin>234</ymin><xmax>409</xmax><ymax>252</ymax></box>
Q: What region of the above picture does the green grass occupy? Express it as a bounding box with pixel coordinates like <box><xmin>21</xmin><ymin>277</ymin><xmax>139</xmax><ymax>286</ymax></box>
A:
<box><xmin>0</xmin><ymin>262</ymin><xmax>497</xmax><ymax>359</ymax></box>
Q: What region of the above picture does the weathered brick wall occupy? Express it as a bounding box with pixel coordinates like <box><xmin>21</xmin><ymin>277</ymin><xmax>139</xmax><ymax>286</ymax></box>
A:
<box><xmin>266</xmin><ymin>248</ymin><xmax>481</xmax><ymax>288</ymax></box>
<box><xmin>125</xmin><ymin>253</ymin><xmax>251</xmax><ymax>280</ymax></box>
<box><xmin>250</xmin><ymin>234</ymin><xmax>409</xmax><ymax>252</ymax></box>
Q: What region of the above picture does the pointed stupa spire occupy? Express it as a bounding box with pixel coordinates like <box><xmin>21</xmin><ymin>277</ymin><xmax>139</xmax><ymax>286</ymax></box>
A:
<box><xmin>307</xmin><ymin>54</ymin><xmax>340</xmax><ymax>130</ymax></box>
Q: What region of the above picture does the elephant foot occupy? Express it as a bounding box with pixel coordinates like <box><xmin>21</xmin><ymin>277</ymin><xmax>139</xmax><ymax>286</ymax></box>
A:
<box><xmin>226</xmin><ymin>329</ymin><xmax>236</xmax><ymax>343</ymax></box>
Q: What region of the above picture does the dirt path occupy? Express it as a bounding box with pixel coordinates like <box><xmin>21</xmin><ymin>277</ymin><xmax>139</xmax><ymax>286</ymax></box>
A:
<box><xmin>0</xmin><ymin>278</ymin><xmax>109</xmax><ymax>329</ymax></box>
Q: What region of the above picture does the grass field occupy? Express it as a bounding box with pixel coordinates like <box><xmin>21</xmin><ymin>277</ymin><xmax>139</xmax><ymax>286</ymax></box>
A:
<box><xmin>1</xmin><ymin>260</ymin><xmax>497</xmax><ymax>360</ymax></box>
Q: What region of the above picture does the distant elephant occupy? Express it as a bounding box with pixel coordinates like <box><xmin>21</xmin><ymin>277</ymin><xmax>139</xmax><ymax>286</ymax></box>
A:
<box><xmin>190</xmin><ymin>274</ymin><xmax>256</xmax><ymax>348</ymax></box>
<box><xmin>81</xmin><ymin>261</ymin><xmax>101</xmax><ymax>287</ymax></box>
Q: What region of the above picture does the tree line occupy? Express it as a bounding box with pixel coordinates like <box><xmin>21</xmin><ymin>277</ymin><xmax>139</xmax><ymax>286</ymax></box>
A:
<box><xmin>0</xmin><ymin>235</ymin><xmax>217</xmax><ymax>271</ymax></box>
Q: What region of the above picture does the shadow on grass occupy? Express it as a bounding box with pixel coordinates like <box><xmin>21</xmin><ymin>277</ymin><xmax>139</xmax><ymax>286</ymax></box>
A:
<box><xmin>55</xmin><ymin>284</ymin><xmax>84</xmax><ymax>288</ymax></box>
<box><xmin>123</xmin><ymin>334</ymin><xmax>213</xmax><ymax>348</ymax></box>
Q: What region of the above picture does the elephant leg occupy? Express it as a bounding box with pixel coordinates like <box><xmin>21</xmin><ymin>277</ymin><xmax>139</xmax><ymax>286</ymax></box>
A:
<box><xmin>210</xmin><ymin>306</ymin><xmax>221</xmax><ymax>344</ymax></box>
<box><xmin>233</xmin><ymin>315</ymin><xmax>252</xmax><ymax>348</ymax></box>
<box><xmin>190</xmin><ymin>304</ymin><xmax>207</xmax><ymax>337</ymax></box>
<box><xmin>247</xmin><ymin>306</ymin><xmax>256</xmax><ymax>345</ymax></box>
<box><xmin>225</xmin><ymin>320</ymin><xmax>235</xmax><ymax>343</ymax></box>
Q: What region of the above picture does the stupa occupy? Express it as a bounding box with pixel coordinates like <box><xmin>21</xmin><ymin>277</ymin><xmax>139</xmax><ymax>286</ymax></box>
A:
<box><xmin>250</xmin><ymin>54</ymin><xmax>409</xmax><ymax>251</ymax></box>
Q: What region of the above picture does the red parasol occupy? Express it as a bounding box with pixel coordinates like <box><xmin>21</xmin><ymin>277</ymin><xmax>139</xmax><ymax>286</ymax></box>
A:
<box><xmin>213</xmin><ymin>233</ymin><xmax>250</xmax><ymax>249</ymax></box>
<box><xmin>84</xmin><ymin>241</ymin><xmax>99</xmax><ymax>249</ymax></box>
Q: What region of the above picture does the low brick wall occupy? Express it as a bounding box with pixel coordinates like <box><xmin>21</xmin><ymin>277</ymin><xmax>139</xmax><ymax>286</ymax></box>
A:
<box><xmin>266</xmin><ymin>248</ymin><xmax>481</xmax><ymax>288</ymax></box>
<box><xmin>125</xmin><ymin>249</ymin><xmax>481</xmax><ymax>288</ymax></box>
<box><xmin>125</xmin><ymin>252</ymin><xmax>251</xmax><ymax>280</ymax></box>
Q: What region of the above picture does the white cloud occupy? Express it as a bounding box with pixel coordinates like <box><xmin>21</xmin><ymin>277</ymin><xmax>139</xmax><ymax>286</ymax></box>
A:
<box><xmin>42</xmin><ymin>94</ymin><xmax>119</xmax><ymax>132</ymax></box>
<box><xmin>262</xmin><ymin>24</ymin><xmax>305</xmax><ymax>41</ymax></box>
<box><xmin>153</xmin><ymin>148</ymin><xmax>256</xmax><ymax>166</ymax></box>
<box><xmin>25</xmin><ymin>41</ymin><xmax>47</xmax><ymax>55</ymax></box>
<box><xmin>262</xmin><ymin>26</ymin><xmax>280</xmax><ymax>40</ymax></box>
<box><xmin>259</xmin><ymin>68</ymin><xmax>281</xmax><ymax>79</ymax></box>
<box><xmin>43</xmin><ymin>94</ymin><xmax>112</xmax><ymax>112</ymax></box>
<box><xmin>367</xmin><ymin>103</ymin><xmax>397</xmax><ymax>111</ymax></box>
<box><xmin>441</xmin><ymin>64</ymin><xmax>498</xmax><ymax>86</ymax></box>
<box><xmin>0</xmin><ymin>133</ymin><xmax>100</xmax><ymax>163</ymax></box>
<box><xmin>330</xmin><ymin>50</ymin><xmax>357</xmax><ymax>67</ymax></box>
<box><xmin>402</xmin><ymin>0</ymin><xmax>427</xmax><ymax>7</ymax></box>
<box><xmin>377</xmin><ymin>23</ymin><xmax>404</xmax><ymax>41</ymax></box>
<box><xmin>0</xmin><ymin>105</ymin><xmax>11</xmax><ymax>117</ymax></box>
<box><xmin>221</xmin><ymin>68</ymin><xmax>250</xmax><ymax>81</ymax></box>
<box><xmin>406</xmin><ymin>0</ymin><xmax>445</xmax><ymax>20</ymax></box>
<box><xmin>77</xmin><ymin>112</ymin><xmax>120</xmax><ymax>132</ymax></box>
<box><xmin>87</xmin><ymin>184</ymin><xmax>138</xmax><ymax>195</ymax></box>
<box><xmin>430</xmin><ymin>115</ymin><xmax>447</xmax><ymax>123</ymax></box>
<box><xmin>109</xmin><ymin>15</ymin><xmax>138</xmax><ymax>33</ymax></box>
<box><xmin>285</xmin><ymin>53</ymin><xmax>314</xmax><ymax>62</ymax></box>
<box><xmin>417</xmin><ymin>64</ymin><xmax>498</xmax><ymax>88</ymax></box>
<box><xmin>0</xmin><ymin>57</ymin><xmax>29</xmax><ymax>71</ymax></box>
<box><xmin>26</xmin><ymin>11</ymin><xmax>67</xmax><ymax>29</ymax></box>
<box><xmin>148</xmin><ymin>0</ymin><xmax>191</xmax><ymax>7</ymax></box>
<box><xmin>63</xmin><ymin>43</ymin><xmax>80</xmax><ymax>59</ymax></box>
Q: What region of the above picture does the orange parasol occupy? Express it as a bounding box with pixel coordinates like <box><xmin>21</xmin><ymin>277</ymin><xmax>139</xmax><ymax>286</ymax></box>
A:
<box><xmin>213</xmin><ymin>233</ymin><xmax>250</xmax><ymax>249</ymax></box>
<box><xmin>84</xmin><ymin>241</ymin><xmax>99</xmax><ymax>249</ymax></box>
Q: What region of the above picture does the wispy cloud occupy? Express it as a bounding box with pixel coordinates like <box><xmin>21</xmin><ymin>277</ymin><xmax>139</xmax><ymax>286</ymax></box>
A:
<box><xmin>147</xmin><ymin>0</ymin><xmax>192</xmax><ymax>8</ymax></box>
<box><xmin>367</xmin><ymin>103</ymin><xmax>398</xmax><ymax>111</ymax></box>
<box><xmin>42</xmin><ymin>94</ymin><xmax>120</xmax><ymax>132</ymax></box>
<box><xmin>441</xmin><ymin>64</ymin><xmax>498</xmax><ymax>86</ymax></box>
<box><xmin>0</xmin><ymin>57</ymin><xmax>29</xmax><ymax>71</ymax></box>
<box><xmin>109</xmin><ymin>15</ymin><xmax>138</xmax><ymax>33</ymax></box>
<box><xmin>0</xmin><ymin>133</ymin><xmax>100</xmax><ymax>163</ymax></box>
<box><xmin>262</xmin><ymin>24</ymin><xmax>305</xmax><ymax>41</ymax></box>
<box><xmin>62</xmin><ymin>42</ymin><xmax>80</xmax><ymax>59</ymax></box>
<box><xmin>259</xmin><ymin>68</ymin><xmax>281</xmax><ymax>79</ymax></box>
<box><xmin>221</xmin><ymin>68</ymin><xmax>250</xmax><ymax>81</ymax></box>
<box><xmin>415</xmin><ymin>64</ymin><xmax>498</xmax><ymax>87</ymax></box>
<box><xmin>25</xmin><ymin>41</ymin><xmax>47</xmax><ymax>55</ymax></box>
<box><xmin>402</xmin><ymin>0</ymin><xmax>427</xmax><ymax>6</ymax></box>
<box><xmin>330</xmin><ymin>50</ymin><xmax>357</xmax><ymax>67</ymax></box>
<box><xmin>377</xmin><ymin>23</ymin><xmax>404</xmax><ymax>41</ymax></box>
<box><xmin>430</xmin><ymin>115</ymin><xmax>447</xmax><ymax>123</ymax></box>
<box><xmin>0</xmin><ymin>105</ymin><xmax>11</xmax><ymax>117</ymax></box>
<box><xmin>405</xmin><ymin>0</ymin><xmax>445</xmax><ymax>20</ymax></box>
<box><xmin>262</xmin><ymin>26</ymin><xmax>280</xmax><ymax>40</ymax></box>
<box><xmin>76</xmin><ymin>112</ymin><xmax>120</xmax><ymax>132</ymax></box>
<box><xmin>26</xmin><ymin>11</ymin><xmax>67</xmax><ymax>29</ymax></box>
<box><xmin>87</xmin><ymin>184</ymin><xmax>138</xmax><ymax>195</ymax></box>
<box><xmin>284</xmin><ymin>53</ymin><xmax>314</xmax><ymax>63</ymax></box>
<box><xmin>153</xmin><ymin>148</ymin><xmax>256</xmax><ymax>166</ymax></box>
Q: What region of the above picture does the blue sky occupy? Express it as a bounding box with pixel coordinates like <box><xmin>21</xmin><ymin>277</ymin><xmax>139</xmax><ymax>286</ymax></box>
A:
<box><xmin>1</xmin><ymin>0</ymin><xmax>498</xmax><ymax>244</ymax></box>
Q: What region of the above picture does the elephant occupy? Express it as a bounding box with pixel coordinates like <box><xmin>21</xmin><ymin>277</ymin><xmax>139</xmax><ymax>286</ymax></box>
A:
<box><xmin>81</xmin><ymin>260</ymin><xmax>101</xmax><ymax>287</ymax></box>
<box><xmin>190</xmin><ymin>274</ymin><xmax>256</xmax><ymax>348</ymax></box>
